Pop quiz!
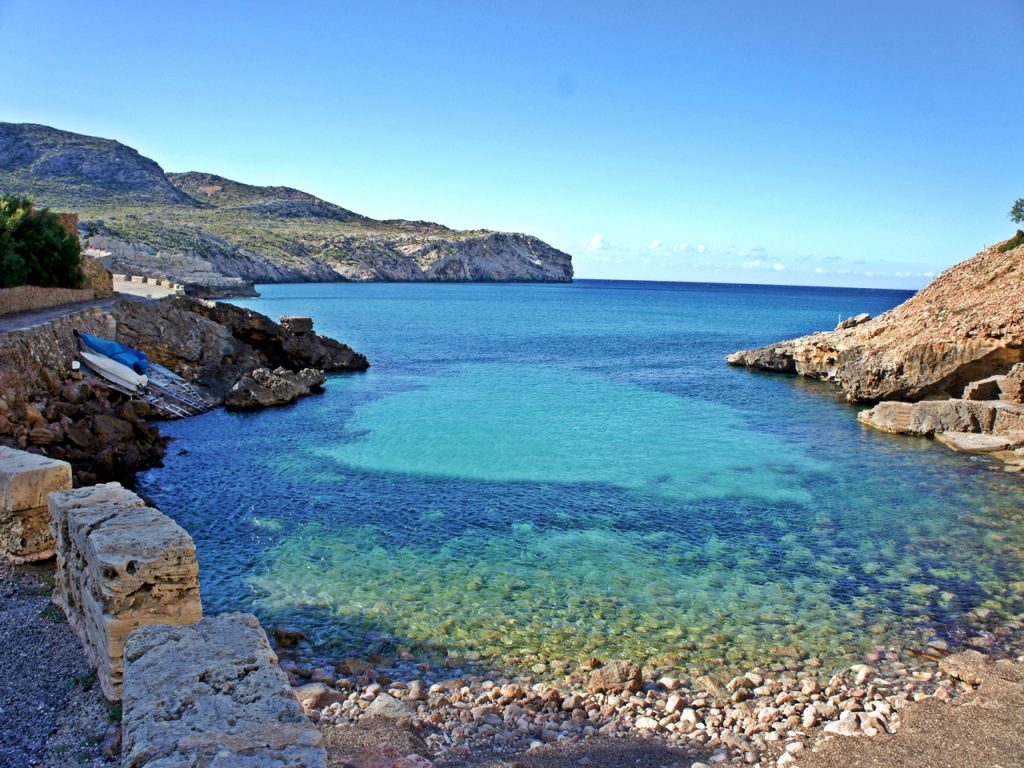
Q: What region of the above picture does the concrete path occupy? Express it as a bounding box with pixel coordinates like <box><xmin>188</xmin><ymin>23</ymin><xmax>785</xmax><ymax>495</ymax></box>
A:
<box><xmin>0</xmin><ymin>280</ymin><xmax>176</xmax><ymax>335</ymax></box>
<box><xmin>0</xmin><ymin>298</ymin><xmax>113</xmax><ymax>333</ymax></box>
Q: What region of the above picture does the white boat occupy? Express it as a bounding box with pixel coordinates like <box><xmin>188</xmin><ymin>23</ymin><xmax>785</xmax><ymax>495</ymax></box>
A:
<box><xmin>79</xmin><ymin>350</ymin><xmax>149</xmax><ymax>392</ymax></box>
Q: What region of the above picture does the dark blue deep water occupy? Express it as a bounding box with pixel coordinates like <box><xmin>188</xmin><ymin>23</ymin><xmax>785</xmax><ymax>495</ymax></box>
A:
<box><xmin>137</xmin><ymin>280</ymin><xmax>1024</xmax><ymax>675</ymax></box>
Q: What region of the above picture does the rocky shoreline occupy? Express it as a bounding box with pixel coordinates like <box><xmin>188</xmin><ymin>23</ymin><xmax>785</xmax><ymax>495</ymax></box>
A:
<box><xmin>729</xmin><ymin>236</ymin><xmax>1024</xmax><ymax>471</ymax></box>
<box><xmin>268</xmin><ymin>622</ymin><xmax>1024</xmax><ymax>767</ymax></box>
<box><xmin>0</xmin><ymin>295</ymin><xmax>369</xmax><ymax>485</ymax></box>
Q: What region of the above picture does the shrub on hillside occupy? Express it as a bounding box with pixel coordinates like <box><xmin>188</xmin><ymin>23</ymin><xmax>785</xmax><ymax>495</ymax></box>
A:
<box><xmin>998</xmin><ymin>229</ymin><xmax>1024</xmax><ymax>254</ymax></box>
<box><xmin>0</xmin><ymin>195</ymin><xmax>83</xmax><ymax>289</ymax></box>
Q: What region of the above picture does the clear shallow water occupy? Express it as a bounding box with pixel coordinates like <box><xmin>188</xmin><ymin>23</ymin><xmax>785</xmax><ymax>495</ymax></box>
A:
<box><xmin>138</xmin><ymin>280</ymin><xmax>1024</xmax><ymax>675</ymax></box>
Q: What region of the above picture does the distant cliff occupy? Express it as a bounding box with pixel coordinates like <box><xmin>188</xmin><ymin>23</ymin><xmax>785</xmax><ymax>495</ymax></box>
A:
<box><xmin>728</xmin><ymin>236</ymin><xmax>1024</xmax><ymax>402</ymax></box>
<box><xmin>0</xmin><ymin>123</ymin><xmax>573</xmax><ymax>292</ymax></box>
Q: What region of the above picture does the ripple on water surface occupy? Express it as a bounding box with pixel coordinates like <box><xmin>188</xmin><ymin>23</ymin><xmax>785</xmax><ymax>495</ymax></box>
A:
<box><xmin>139</xmin><ymin>281</ymin><xmax>1024</xmax><ymax>675</ymax></box>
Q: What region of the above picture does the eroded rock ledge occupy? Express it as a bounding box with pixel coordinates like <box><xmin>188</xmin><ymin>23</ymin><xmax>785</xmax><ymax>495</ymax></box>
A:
<box><xmin>729</xmin><ymin>239</ymin><xmax>1024</xmax><ymax>403</ymax></box>
<box><xmin>729</xmin><ymin>237</ymin><xmax>1024</xmax><ymax>467</ymax></box>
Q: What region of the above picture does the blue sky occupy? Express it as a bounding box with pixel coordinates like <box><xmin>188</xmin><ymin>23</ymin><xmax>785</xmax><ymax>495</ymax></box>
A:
<box><xmin>1</xmin><ymin>1</ymin><xmax>1022</xmax><ymax>288</ymax></box>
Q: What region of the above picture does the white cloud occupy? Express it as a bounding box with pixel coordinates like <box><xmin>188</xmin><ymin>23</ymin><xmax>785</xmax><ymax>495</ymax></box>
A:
<box><xmin>583</xmin><ymin>234</ymin><xmax>607</xmax><ymax>252</ymax></box>
<box><xmin>696</xmin><ymin>244</ymin><xmax>706</xmax><ymax>254</ymax></box>
<box><xmin>648</xmin><ymin>239</ymin><xmax>661</xmax><ymax>249</ymax></box>
<box><xmin>643</xmin><ymin>257</ymin><xmax>652</xmax><ymax>265</ymax></box>
<box><xmin>742</xmin><ymin>259</ymin><xmax>785</xmax><ymax>271</ymax></box>
<box><xmin>672</xmin><ymin>243</ymin><xmax>689</xmax><ymax>253</ymax></box>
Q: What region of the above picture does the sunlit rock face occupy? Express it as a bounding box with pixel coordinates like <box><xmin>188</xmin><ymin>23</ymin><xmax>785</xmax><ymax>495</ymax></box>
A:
<box><xmin>729</xmin><ymin>238</ymin><xmax>1024</xmax><ymax>403</ymax></box>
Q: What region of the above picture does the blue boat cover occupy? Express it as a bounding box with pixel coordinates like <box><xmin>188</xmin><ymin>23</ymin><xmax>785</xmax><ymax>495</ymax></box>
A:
<box><xmin>77</xmin><ymin>332</ymin><xmax>150</xmax><ymax>375</ymax></box>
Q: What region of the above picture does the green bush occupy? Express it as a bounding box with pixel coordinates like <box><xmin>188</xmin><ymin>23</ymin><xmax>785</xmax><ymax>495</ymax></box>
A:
<box><xmin>998</xmin><ymin>229</ymin><xmax>1024</xmax><ymax>253</ymax></box>
<box><xmin>0</xmin><ymin>195</ymin><xmax>83</xmax><ymax>289</ymax></box>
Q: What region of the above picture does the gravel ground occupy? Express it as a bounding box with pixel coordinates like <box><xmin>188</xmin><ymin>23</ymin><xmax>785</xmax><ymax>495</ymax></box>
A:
<box><xmin>0</xmin><ymin>560</ymin><xmax>118</xmax><ymax>768</ymax></box>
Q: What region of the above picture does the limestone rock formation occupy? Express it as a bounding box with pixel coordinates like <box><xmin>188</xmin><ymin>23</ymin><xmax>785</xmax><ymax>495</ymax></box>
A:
<box><xmin>121</xmin><ymin>613</ymin><xmax>326</xmax><ymax>768</ymax></box>
<box><xmin>225</xmin><ymin>367</ymin><xmax>326</xmax><ymax>410</ymax></box>
<box><xmin>49</xmin><ymin>482</ymin><xmax>202</xmax><ymax>700</ymax></box>
<box><xmin>112</xmin><ymin>296</ymin><xmax>368</xmax><ymax>405</ymax></box>
<box><xmin>857</xmin><ymin>398</ymin><xmax>1024</xmax><ymax>437</ymax></box>
<box><xmin>0</xmin><ymin>446</ymin><xmax>71</xmax><ymax>562</ymax></box>
<box><xmin>729</xmin><ymin>238</ymin><xmax>1024</xmax><ymax>402</ymax></box>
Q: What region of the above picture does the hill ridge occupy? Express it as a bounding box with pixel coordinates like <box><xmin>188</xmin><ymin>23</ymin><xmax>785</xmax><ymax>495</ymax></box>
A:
<box><xmin>0</xmin><ymin>123</ymin><xmax>573</xmax><ymax>292</ymax></box>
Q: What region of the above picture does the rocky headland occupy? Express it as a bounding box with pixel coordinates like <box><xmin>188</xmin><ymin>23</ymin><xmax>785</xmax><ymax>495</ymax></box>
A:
<box><xmin>729</xmin><ymin>235</ymin><xmax>1024</xmax><ymax>467</ymax></box>
<box><xmin>0</xmin><ymin>123</ymin><xmax>574</xmax><ymax>296</ymax></box>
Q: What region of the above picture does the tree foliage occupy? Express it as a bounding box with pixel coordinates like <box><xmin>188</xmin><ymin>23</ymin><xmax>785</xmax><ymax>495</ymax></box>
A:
<box><xmin>1011</xmin><ymin>198</ymin><xmax>1024</xmax><ymax>225</ymax></box>
<box><xmin>0</xmin><ymin>195</ymin><xmax>83</xmax><ymax>289</ymax></box>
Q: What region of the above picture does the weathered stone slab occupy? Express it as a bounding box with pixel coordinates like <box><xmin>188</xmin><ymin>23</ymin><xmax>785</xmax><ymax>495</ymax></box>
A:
<box><xmin>0</xmin><ymin>446</ymin><xmax>72</xmax><ymax>513</ymax></box>
<box><xmin>0</xmin><ymin>446</ymin><xmax>71</xmax><ymax>561</ymax></box>
<box><xmin>122</xmin><ymin>613</ymin><xmax>325</xmax><ymax>768</ymax></box>
<box><xmin>0</xmin><ymin>505</ymin><xmax>53</xmax><ymax>563</ymax></box>
<box><xmin>935</xmin><ymin>431</ymin><xmax>1024</xmax><ymax>453</ymax></box>
<box><xmin>49</xmin><ymin>482</ymin><xmax>201</xmax><ymax>700</ymax></box>
<box><xmin>857</xmin><ymin>398</ymin><xmax>1024</xmax><ymax>437</ymax></box>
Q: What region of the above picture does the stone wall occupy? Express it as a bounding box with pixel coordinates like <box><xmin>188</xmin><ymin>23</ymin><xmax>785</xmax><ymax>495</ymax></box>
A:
<box><xmin>0</xmin><ymin>446</ymin><xmax>71</xmax><ymax>562</ymax></box>
<box><xmin>0</xmin><ymin>284</ymin><xmax>100</xmax><ymax>317</ymax></box>
<box><xmin>49</xmin><ymin>482</ymin><xmax>202</xmax><ymax>700</ymax></box>
<box><xmin>0</xmin><ymin>306</ymin><xmax>115</xmax><ymax>405</ymax></box>
<box><xmin>122</xmin><ymin>614</ymin><xmax>326</xmax><ymax>767</ymax></box>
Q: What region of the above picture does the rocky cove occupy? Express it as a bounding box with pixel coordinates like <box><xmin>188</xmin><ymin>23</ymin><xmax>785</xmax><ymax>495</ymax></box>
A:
<box><xmin>3</xmin><ymin>246</ymin><xmax>1024</xmax><ymax>767</ymax></box>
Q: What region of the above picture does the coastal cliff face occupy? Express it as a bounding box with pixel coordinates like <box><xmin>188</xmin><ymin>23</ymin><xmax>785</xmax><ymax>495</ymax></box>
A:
<box><xmin>729</xmin><ymin>238</ymin><xmax>1024</xmax><ymax>403</ymax></box>
<box><xmin>0</xmin><ymin>124</ymin><xmax>574</xmax><ymax>292</ymax></box>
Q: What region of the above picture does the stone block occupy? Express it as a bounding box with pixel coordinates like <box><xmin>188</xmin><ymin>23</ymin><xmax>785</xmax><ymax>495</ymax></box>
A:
<box><xmin>280</xmin><ymin>315</ymin><xmax>314</xmax><ymax>334</ymax></box>
<box><xmin>0</xmin><ymin>445</ymin><xmax>72</xmax><ymax>513</ymax></box>
<box><xmin>122</xmin><ymin>613</ymin><xmax>325</xmax><ymax>768</ymax></box>
<box><xmin>49</xmin><ymin>482</ymin><xmax>202</xmax><ymax>700</ymax></box>
<box><xmin>0</xmin><ymin>446</ymin><xmax>71</xmax><ymax>562</ymax></box>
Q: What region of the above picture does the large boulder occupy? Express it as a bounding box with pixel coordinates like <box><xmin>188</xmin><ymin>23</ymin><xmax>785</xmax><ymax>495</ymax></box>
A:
<box><xmin>224</xmin><ymin>367</ymin><xmax>326</xmax><ymax>410</ymax></box>
<box><xmin>122</xmin><ymin>614</ymin><xmax>325</xmax><ymax>768</ymax></box>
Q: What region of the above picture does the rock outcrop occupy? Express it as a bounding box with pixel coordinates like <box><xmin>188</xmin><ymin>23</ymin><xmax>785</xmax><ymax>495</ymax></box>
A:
<box><xmin>0</xmin><ymin>308</ymin><xmax>166</xmax><ymax>485</ymax></box>
<box><xmin>225</xmin><ymin>367</ymin><xmax>326</xmax><ymax>410</ymax></box>
<box><xmin>0</xmin><ymin>446</ymin><xmax>71</xmax><ymax>563</ymax></box>
<box><xmin>49</xmin><ymin>482</ymin><xmax>202</xmax><ymax>700</ymax></box>
<box><xmin>729</xmin><ymin>238</ymin><xmax>1024</xmax><ymax>403</ymax></box>
<box><xmin>121</xmin><ymin>613</ymin><xmax>325</xmax><ymax>768</ymax></box>
<box><xmin>112</xmin><ymin>296</ymin><xmax>368</xmax><ymax>404</ymax></box>
<box><xmin>730</xmin><ymin>236</ymin><xmax>1024</xmax><ymax>467</ymax></box>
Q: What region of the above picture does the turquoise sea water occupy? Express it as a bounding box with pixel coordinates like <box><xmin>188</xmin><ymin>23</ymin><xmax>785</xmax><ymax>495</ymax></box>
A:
<box><xmin>138</xmin><ymin>281</ymin><xmax>1024</xmax><ymax>675</ymax></box>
